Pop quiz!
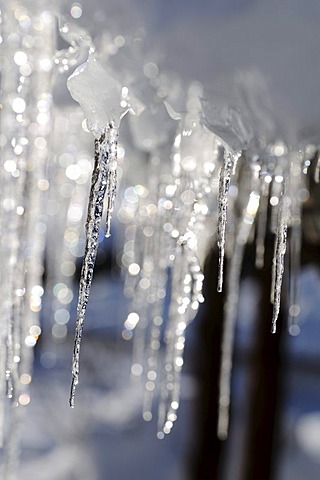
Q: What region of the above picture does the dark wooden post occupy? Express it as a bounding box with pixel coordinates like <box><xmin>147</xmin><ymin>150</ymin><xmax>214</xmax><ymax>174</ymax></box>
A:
<box><xmin>190</xmin><ymin>248</ymin><xmax>227</xmax><ymax>480</ymax></box>
<box><xmin>241</xmin><ymin>236</ymin><xmax>285</xmax><ymax>480</ymax></box>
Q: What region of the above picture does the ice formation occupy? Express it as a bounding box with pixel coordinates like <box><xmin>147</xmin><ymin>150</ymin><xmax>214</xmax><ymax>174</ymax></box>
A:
<box><xmin>0</xmin><ymin>2</ymin><xmax>318</xmax><ymax>477</ymax></box>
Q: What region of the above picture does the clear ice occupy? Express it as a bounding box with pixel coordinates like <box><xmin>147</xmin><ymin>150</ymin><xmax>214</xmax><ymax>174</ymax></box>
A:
<box><xmin>69</xmin><ymin>125</ymin><xmax>118</xmax><ymax>407</ymax></box>
<box><xmin>271</xmin><ymin>190</ymin><xmax>288</xmax><ymax>334</ymax></box>
<box><xmin>0</xmin><ymin>4</ymin><xmax>318</xmax><ymax>470</ymax></box>
<box><xmin>218</xmin><ymin>190</ymin><xmax>260</xmax><ymax>439</ymax></box>
<box><xmin>217</xmin><ymin>150</ymin><xmax>235</xmax><ymax>292</ymax></box>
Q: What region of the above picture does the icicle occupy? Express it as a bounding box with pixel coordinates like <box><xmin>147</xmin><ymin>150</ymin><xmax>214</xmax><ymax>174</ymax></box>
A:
<box><xmin>288</xmin><ymin>225</ymin><xmax>301</xmax><ymax>334</ymax></box>
<box><xmin>0</xmin><ymin>5</ymin><xmax>28</xmax><ymax>422</ymax></box>
<box><xmin>0</xmin><ymin>5</ymin><xmax>55</xmax><ymax>460</ymax></box>
<box><xmin>128</xmin><ymin>183</ymin><xmax>160</xmax><ymax>384</ymax></box>
<box><xmin>157</xmin><ymin>237</ymin><xmax>203</xmax><ymax>437</ymax></box>
<box><xmin>255</xmin><ymin>175</ymin><xmax>271</xmax><ymax>269</ymax></box>
<box><xmin>157</xmin><ymin>241</ymin><xmax>186</xmax><ymax>437</ymax></box>
<box><xmin>69</xmin><ymin>123</ymin><xmax>118</xmax><ymax>407</ymax></box>
<box><xmin>288</xmin><ymin>151</ymin><xmax>302</xmax><ymax>334</ymax></box>
<box><xmin>142</xmin><ymin>309</ymin><xmax>162</xmax><ymax>421</ymax></box>
<box><xmin>154</xmin><ymin>121</ymin><xmax>214</xmax><ymax>434</ymax></box>
<box><xmin>130</xmin><ymin>255</ymin><xmax>151</xmax><ymax>380</ymax></box>
<box><xmin>3</xmin><ymin>406</ymin><xmax>23</xmax><ymax>480</ymax></box>
<box><xmin>217</xmin><ymin>150</ymin><xmax>236</xmax><ymax>292</ymax></box>
<box><xmin>67</xmin><ymin>51</ymin><xmax>142</xmax><ymax>406</ymax></box>
<box><xmin>314</xmin><ymin>151</ymin><xmax>320</xmax><ymax>183</ymax></box>
<box><xmin>271</xmin><ymin>187</ymin><xmax>288</xmax><ymax>334</ymax></box>
<box><xmin>141</xmin><ymin>206</ymin><xmax>168</xmax><ymax>420</ymax></box>
<box><xmin>218</xmin><ymin>191</ymin><xmax>260</xmax><ymax>440</ymax></box>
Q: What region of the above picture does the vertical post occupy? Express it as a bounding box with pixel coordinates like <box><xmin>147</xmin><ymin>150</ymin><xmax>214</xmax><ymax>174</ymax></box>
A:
<box><xmin>241</xmin><ymin>235</ymin><xmax>285</xmax><ymax>480</ymax></box>
<box><xmin>190</xmin><ymin>249</ymin><xmax>227</xmax><ymax>479</ymax></box>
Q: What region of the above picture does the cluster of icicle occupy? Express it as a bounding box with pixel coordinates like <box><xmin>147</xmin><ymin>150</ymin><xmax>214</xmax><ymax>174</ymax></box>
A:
<box><xmin>0</xmin><ymin>5</ymin><xmax>58</xmax><ymax>478</ymax></box>
<box><xmin>64</xmin><ymin>30</ymin><xmax>319</xmax><ymax>442</ymax></box>
<box><xmin>0</xmin><ymin>2</ymin><xmax>320</xmax><ymax>477</ymax></box>
<box><xmin>119</xmin><ymin>123</ymin><xmax>318</xmax><ymax>440</ymax></box>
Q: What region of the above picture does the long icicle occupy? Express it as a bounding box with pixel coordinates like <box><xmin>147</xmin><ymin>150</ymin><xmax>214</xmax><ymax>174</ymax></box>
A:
<box><xmin>271</xmin><ymin>184</ymin><xmax>288</xmax><ymax>334</ymax></box>
<box><xmin>288</xmin><ymin>152</ymin><xmax>302</xmax><ymax>333</ymax></box>
<box><xmin>218</xmin><ymin>191</ymin><xmax>260</xmax><ymax>439</ymax></box>
<box><xmin>217</xmin><ymin>149</ymin><xmax>235</xmax><ymax>292</ymax></box>
<box><xmin>255</xmin><ymin>176</ymin><xmax>271</xmax><ymax>269</ymax></box>
<box><xmin>69</xmin><ymin>122</ymin><xmax>118</xmax><ymax>407</ymax></box>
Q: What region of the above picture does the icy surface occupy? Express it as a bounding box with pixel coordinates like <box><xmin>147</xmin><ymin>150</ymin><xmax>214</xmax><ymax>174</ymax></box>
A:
<box><xmin>217</xmin><ymin>150</ymin><xmax>235</xmax><ymax>292</ymax></box>
<box><xmin>271</xmin><ymin>195</ymin><xmax>288</xmax><ymax>334</ymax></box>
<box><xmin>67</xmin><ymin>56</ymin><xmax>124</xmax><ymax>135</ymax></box>
<box><xmin>218</xmin><ymin>191</ymin><xmax>260</xmax><ymax>439</ymax></box>
<box><xmin>67</xmin><ymin>55</ymin><xmax>144</xmax><ymax>136</ymax></box>
<box><xmin>70</xmin><ymin>125</ymin><xmax>118</xmax><ymax>407</ymax></box>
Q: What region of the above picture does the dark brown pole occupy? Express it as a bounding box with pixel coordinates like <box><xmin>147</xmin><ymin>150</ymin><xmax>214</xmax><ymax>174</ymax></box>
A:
<box><xmin>241</xmin><ymin>235</ymin><xmax>285</xmax><ymax>480</ymax></box>
<box><xmin>190</xmin><ymin>248</ymin><xmax>227</xmax><ymax>480</ymax></box>
<box><xmin>191</xmin><ymin>238</ymin><xmax>286</xmax><ymax>480</ymax></box>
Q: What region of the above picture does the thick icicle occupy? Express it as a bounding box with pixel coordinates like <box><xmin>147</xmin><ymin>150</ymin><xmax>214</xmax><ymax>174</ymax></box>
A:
<box><xmin>218</xmin><ymin>191</ymin><xmax>260</xmax><ymax>440</ymax></box>
<box><xmin>69</xmin><ymin>123</ymin><xmax>118</xmax><ymax>407</ymax></box>
<box><xmin>271</xmin><ymin>188</ymin><xmax>288</xmax><ymax>334</ymax></box>
<box><xmin>217</xmin><ymin>150</ymin><xmax>235</xmax><ymax>292</ymax></box>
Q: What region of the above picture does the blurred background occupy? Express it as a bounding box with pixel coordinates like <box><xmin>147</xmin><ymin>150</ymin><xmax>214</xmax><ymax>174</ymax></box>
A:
<box><xmin>2</xmin><ymin>0</ymin><xmax>320</xmax><ymax>479</ymax></box>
